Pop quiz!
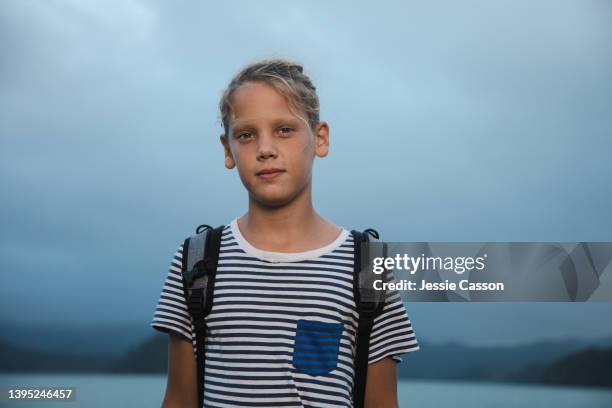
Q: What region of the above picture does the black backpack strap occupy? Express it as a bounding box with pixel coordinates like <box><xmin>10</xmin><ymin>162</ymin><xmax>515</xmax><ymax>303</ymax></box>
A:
<box><xmin>352</xmin><ymin>228</ymin><xmax>387</xmax><ymax>408</ymax></box>
<box><xmin>181</xmin><ymin>224</ymin><xmax>224</xmax><ymax>408</ymax></box>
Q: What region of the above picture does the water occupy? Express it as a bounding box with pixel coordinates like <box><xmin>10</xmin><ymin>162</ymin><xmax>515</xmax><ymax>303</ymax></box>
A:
<box><xmin>1</xmin><ymin>374</ymin><xmax>611</xmax><ymax>407</ymax></box>
<box><xmin>399</xmin><ymin>379</ymin><xmax>612</xmax><ymax>408</ymax></box>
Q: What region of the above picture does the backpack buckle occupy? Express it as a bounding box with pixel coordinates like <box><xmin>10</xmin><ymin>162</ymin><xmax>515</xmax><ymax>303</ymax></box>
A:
<box><xmin>183</xmin><ymin>259</ymin><xmax>213</xmax><ymax>287</ymax></box>
<box><xmin>187</xmin><ymin>288</ymin><xmax>205</xmax><ymax>315</ymax></box>
<box><xmin>360</xmin><ymin>300</ymin><xmax>378</xmax><ymax>317</ymax></box>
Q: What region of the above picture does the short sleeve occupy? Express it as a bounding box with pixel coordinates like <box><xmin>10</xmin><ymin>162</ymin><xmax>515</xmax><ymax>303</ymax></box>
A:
<box><xmin>367</xmin><ymin>269</ymin><xmax>419</xmax><ymax>365</ymax></box>
<box><xmin>150</xmin><ymin>242</ymin><xmax>195</xmax><ymax>345</ymax></box>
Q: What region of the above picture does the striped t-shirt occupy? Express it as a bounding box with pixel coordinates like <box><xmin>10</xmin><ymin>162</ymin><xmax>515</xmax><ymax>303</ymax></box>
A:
<box><xmin>151</xmin><ymin>218</ymin><xmax>419</xmax><ymax>407</ymax></box>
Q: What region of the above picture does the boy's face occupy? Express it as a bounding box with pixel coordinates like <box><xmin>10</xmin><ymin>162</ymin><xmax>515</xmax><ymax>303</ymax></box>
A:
<box><xmin>220</xmin><ymin>81</ymin><xmax>329</xmax><ymax>207</ymax></box>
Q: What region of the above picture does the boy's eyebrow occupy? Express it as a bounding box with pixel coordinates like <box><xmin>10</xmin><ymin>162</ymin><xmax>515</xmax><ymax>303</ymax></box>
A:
<box><xmin>231</xmin><ymin>115</ymin><xmax>301</xmax><ymax>129</ymax></box>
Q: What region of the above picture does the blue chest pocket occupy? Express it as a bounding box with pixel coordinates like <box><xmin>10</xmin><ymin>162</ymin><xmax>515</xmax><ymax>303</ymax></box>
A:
<box><xmin>292</xmin><ymin>319</ymin><xmax>343</xmax><ymax>376</ymax></box>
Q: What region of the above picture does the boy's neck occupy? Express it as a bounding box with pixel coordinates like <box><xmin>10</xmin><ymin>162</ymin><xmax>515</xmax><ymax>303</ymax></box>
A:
<box><xmin>238</xmin><ymin>185</ymin><xmax>342</xmax><ymax>253</ymax></box>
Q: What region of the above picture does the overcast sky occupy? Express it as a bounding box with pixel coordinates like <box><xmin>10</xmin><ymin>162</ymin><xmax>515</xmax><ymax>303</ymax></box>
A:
<box><xmin>1</xmin><ymin>0</ymin><xmax>611</xmax><ymax>345</ymax></box>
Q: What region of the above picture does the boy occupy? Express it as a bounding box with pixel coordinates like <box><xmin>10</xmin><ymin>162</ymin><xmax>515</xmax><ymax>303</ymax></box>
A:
<box><xmin>151</xmin><ymin>59</ymin><xmax>419</xmax><ymax>407</ymax></box>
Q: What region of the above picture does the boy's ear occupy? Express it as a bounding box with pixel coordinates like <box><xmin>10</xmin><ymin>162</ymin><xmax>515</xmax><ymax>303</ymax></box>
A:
<box><xmin>314</xmin><ymin>121</ymin><xmax>330</xmax><ymax>158</ymax></box>
<box><xmin>220</xmin><ymin>133</ymin><xmax>236</xmax><ymax>169</ymax></box>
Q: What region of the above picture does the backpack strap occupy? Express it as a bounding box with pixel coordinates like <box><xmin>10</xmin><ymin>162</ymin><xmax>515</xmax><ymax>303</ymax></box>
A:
<box><xmin>181</xmin><ymin>223</ymin><xmax>224</xmax><ymax>408</ymax></box>
<box><xmin>352</xmin><ymin>227</ymin><xmax>387</xmax><ymax>408</ymax></box>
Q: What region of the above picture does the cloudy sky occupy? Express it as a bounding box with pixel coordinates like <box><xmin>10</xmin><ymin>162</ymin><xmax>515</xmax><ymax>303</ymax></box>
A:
<box><xmin>1</xmin><ymin>0</ymin><xmax>611</xmax><ymax>345</ymax></box>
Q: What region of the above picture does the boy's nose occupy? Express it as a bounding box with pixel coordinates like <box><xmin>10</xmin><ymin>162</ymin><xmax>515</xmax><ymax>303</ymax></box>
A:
<box><xmin>256</xmin><ymin>133</ymin><xmax>278</xmax><ymax>160</ymax></box>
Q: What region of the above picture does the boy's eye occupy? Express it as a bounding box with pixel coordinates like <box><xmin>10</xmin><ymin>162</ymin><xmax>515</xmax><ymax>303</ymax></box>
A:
<box><xmin>279</xmin><ymin>127</ymin><xmax>294</xmax><ymax>135</ymax></box>
<box><xmin>236</xmin><ymin>132</ymin><xmax>253</xmax><ymax>140</ymax></box>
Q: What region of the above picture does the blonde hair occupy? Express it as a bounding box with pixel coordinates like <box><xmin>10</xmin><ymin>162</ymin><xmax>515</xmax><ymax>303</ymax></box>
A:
<box><xmin>219</xmin><ymin>59</ymin><xmax>320</xmax><ymax>135</ymax></box>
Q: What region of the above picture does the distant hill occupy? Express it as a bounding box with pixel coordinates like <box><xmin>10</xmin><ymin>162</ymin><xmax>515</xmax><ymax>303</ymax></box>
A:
<box><xmin>396</xmin><ymin>338</ymin><xmax>608</xmax><ymax>381</ymax></box>
<box><xmin>542</xmin><ymin>347</ymin><xmax>612</xmax><ymax>387</ymax></box>
<box><xmin>2</xmin><ymin>330</ymin><xmax>612</xmax><ymax>388</ymax></box>
<box><xmin>0</xmin><ymin>339</ymin><xmax>110</xmax><ymax>372</ymax></box>
<box><xmin>110</xmin><ymin>334</ymin><xmax>168</xmax><ymax>373</ymax></box>
<box><xmin>0</xmin><ymin>321</ymin><xmax>151</xmax><ymax>357</ymax></box>
<box><xmin>397</xmin><ymin>339</ymin><xmax>612</xmax><ymax>388</ymax></box>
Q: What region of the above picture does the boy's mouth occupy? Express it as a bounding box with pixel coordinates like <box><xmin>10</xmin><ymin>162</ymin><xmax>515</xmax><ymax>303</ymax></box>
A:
<box><xmin>256</xmin><ymin>168</ymin><xmax>285</xmax><ymax>180</ymax></box>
